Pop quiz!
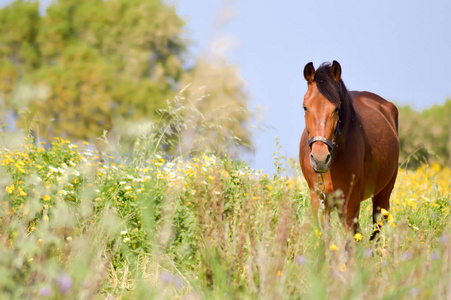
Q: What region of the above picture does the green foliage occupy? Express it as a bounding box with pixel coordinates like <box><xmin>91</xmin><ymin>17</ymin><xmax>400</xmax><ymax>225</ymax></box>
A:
<box><xmin>398</xmin><ymin>99</ymin><xmax>451</xmax><ymax>168</ymax></box>
<box><xmin>0</xmin><ymin>0</ymin><xmax>252</xmax><ymax>155</ymax></box>
<box><xmin>0</xmin><ymin>0</ymin><xmax>185</xmax><ymax>142</ymax></box>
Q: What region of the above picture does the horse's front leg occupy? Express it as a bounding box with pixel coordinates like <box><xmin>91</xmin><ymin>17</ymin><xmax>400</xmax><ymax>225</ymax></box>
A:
<box><xmin>337</xmin><ymin>193</ymin><xmax>361</xmax><ymax>237</ymax></box>
<box><xmin>310</xmin><ymin>190</ymin><xmax>331</xmax><ymax>232</ymax></box>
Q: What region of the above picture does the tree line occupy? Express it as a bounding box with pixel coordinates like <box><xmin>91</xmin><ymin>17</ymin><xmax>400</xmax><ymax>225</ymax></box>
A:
<box><xmin>398</xmin><ymin>100</ymin><xmax>451</xmax><ymax>168</ymax></box>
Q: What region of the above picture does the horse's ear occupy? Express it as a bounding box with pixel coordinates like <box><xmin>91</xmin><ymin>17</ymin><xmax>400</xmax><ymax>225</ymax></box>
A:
<box><xmin>304</xmin><ymin>62</ymin><xmax>315</xmax><ymax>84</ymax></box>
<box><xmin>331</xmin><ymin>60</ymin><xmax>342</xmax><ymax>82</ymax></box>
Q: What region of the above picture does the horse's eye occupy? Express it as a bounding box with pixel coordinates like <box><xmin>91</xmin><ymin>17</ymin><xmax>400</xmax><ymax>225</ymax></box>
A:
<box><xmin>334</xmin><ymin>107</ymin><xmax>339</xmax><ymax>114</ymax></box>
<box><xmin>303</xmin><ymin>106</ymin><xmax>308</xmax><ymax>112</ymax></box>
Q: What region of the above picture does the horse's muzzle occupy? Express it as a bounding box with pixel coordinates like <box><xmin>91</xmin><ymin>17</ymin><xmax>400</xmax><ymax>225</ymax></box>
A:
<box><xmin>310</xmin><ymin>152</ymin><xmax>331</xmax><ymax>173</ymax></box>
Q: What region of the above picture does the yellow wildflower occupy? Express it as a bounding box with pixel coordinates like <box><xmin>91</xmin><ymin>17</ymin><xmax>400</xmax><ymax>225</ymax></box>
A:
<box><xmin>6</xmin><ymin>184</ymin><xmax>15</xmax><ymax>194</ymax></box>
<box><xmin>42</xmin><ymin>195</ymin><xmax>51</xmax><ymax>201</ymax></box>
<box><xmin>19</xmin><ymin>187</ymin><xmax>27</xmax><ymax>197</ymax></box>
<box><xmin>315</xmin><ymin>229</ymin><xmax>322</xmax><ymax>238</ymax></box>
<box><xmin>389</xmin><ymin>217</ymin><xmax>396</xmax><ymax>227</ymax></box>
<box><xmin>330</xmin><ymin>244</ymin><xmax>339</xmax><ymax>251</ymax></box>
<box><xmin>431</xmin><ymin>163</ymin><xmax>441</xmax><ymax>172</ymax></box>
<box><xmin>354</xmin><ymin>233</ymin><xmax>363</xmax><ymax>242</ymax></box>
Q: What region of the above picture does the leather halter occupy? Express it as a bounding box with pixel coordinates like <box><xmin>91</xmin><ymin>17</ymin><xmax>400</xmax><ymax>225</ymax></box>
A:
<box><xmin>307</xmin><ymin>114</ymin><xmax>341</xmax><ymax>151</ymax></box>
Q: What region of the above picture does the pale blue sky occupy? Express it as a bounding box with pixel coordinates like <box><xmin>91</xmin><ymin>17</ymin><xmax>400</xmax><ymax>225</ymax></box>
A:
<box><xmin>2</xmin><ymin>0</ymin><xmax>451</xmax><ymax>173</ymax></box>
<box><xmin>173</xmin><ymin>0</ymin><xmax>451</xmax><ymax>173</ymax></box>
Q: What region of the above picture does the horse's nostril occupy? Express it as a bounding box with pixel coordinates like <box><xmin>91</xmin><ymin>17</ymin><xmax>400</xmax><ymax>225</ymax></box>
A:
<box><xmin>310</xmin><ymin>154</ymin><xmax>316</xmax><ymax>163</ymax></box>
<box><xmin>310</xmin><ymin>153</ymin><xmax>331</xmax><ymax>166</ymax></box>
<box><xmin>325</xmin><ymin>154</ymin><xmax>331</xmax><ymax>164</ymax></box>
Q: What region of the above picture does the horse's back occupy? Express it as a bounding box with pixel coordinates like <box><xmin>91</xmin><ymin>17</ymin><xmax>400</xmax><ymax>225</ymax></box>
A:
<box><xmin>350</xmin><ymin>91</ymin><xmax>398</xmax><ymax>135</ymax></box>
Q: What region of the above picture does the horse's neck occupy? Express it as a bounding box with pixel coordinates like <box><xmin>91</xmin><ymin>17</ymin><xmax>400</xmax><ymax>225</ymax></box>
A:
<box><xmin>337</xmin><ymin>95</ymin><xmax>357</xmax><ymax>148</ymax></box>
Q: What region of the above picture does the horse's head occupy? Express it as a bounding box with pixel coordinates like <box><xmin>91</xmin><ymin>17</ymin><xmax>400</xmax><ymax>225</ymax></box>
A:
<box><xmin>303</xmin><ymin>61</ymin><xmax>342</xmax><ymax>173</ymax></box>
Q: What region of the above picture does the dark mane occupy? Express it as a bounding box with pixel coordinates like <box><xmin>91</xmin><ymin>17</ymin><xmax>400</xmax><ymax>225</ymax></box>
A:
<box><xmin>315</xmin><ymin>62</ymin><xmax>356</xmax><ymax>122</ymax></box>
<box><xmin>314</xmin><ymin>62</ymin><xmax>345</xmax><ymax>105</ymax></box>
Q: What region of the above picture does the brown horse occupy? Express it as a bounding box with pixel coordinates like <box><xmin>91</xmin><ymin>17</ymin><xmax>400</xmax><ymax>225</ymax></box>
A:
<box><xmin>299</xmin><ymin>61</ymin><xmax>399</xmax><ymax>239</ymax></box>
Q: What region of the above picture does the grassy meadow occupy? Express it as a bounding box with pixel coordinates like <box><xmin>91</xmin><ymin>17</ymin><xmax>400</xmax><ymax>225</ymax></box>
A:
<box><xmin>0</xmin><ymin>137</ymin><xmax>450</xmax><ymax>299</ymax></box>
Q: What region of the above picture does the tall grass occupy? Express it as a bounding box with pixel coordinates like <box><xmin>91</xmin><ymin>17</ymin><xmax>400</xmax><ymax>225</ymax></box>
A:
<box><xmin>0</xmin><ymin>90</ymin><xmax>450</xmax><ymax>299</ymax></box>
<box><xmin>1</xmin><ymin>136</ymin><xmax>450</xmax><ymax>299</ymax></box>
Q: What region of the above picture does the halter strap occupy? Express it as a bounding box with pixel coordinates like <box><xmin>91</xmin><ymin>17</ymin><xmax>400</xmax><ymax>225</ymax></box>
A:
<box><xmin>307</xmin><ymin>119</ymin><xmax>341</xmax><ymax>151</ymax></box>
<box><xmin>308</xmin><ymin>136</ymin><xmax>335</xmax><ymax>150</ymax></box>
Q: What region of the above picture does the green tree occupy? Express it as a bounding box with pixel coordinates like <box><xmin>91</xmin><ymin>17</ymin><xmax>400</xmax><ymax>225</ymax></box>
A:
<box><xmin>421</xmin><ymin>100</ymin><xmax>451</xmax><ymax>166</ymax></box>
<box><xmin>0</xmin><ymin>0</ymin><xmax>252</xmax><ymax>154</ymax></box>
<box><xmin>0</xmin><ymin>0</ymin><xmax>185</xmax><ymax>142</ymax></box>
<box><xmin>398</xmin><ymin>99</ymin><xmax>451</xmax><ymax>168</ymax></box>
<box><xmin>398</xmin><ymin>105</ymin><xmax>429</xmax><ymax>168</ymax></box>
